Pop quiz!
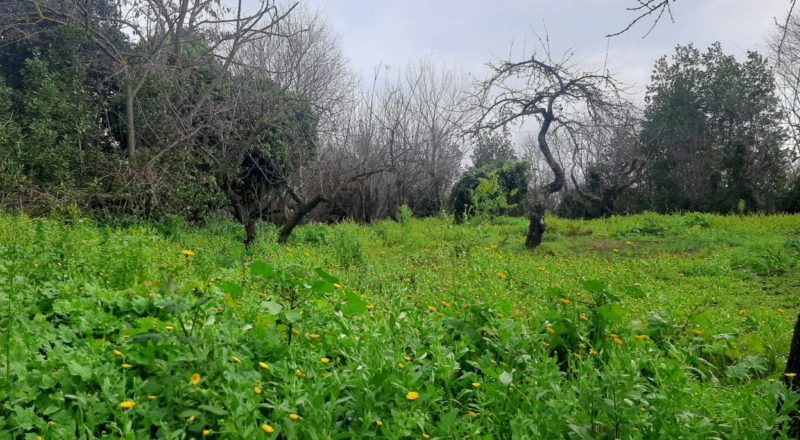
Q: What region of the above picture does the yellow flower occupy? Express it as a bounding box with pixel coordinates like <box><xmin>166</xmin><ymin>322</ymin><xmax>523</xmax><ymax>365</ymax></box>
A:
<box><xmin>786</xmin><ymin>373</ymin><xmax>797</xmax><ymax>379</ymax></box>
<box><xmin>546</xmin><ymin>326</ymin><xmax>555</xmax><ymax>335</ymax></box>
<box><xmin>578</xmin><ymin>343</ymin><xmax>587</xmax><ymax>350</ymax></box>
<box><xmin>574</xmin><ymin>353</ymin><xmax>583</xmax><ymax>361</ymax></box>
<box><xmin>321</xmin><ymin>357</ymin><xmax>331</xmax><ymax>364</ymax></box>
<box><xmin>191</xmin><ymin>373</ymin><xmax>201</xmax><ymax>385</ymax></box>
<box><xmin>559</xmin><ymin>298</ymin><xmax>572</xmax><ymax>305</ymax></box>
<box><xmin>333</xmin><ymin>283</ymin><xmax>342</xmax><ymax>289</ymax></box>
<box><xmin>427</xmin><ymin>305</ymin><xmax>438</xmax><ymax>313</ymax></box>
<box><xmin>406</xmin><ymin>391</ymin><xmax>420</xmax><ymax>401</ymax></box>
<box><xmin>472</xmin><ymin>382</ymin><xmax>481</xmax><ymax>388</ymax></box>
<box><xmin>612</xmin><ymin>337</ymin><xmax>624</xmax><ymax>346</ymax></box>
<box><xmin>308</xmin><ymin>333</ymin><xmax>321</xmax><ymax>340</ymax></box>
<box><xmin>496</xmin><ymin>271</ymin><xmax>508</xmax><ymax>280</ymax></box>
<box><xmin>231</xmin><ymin>356</ymin><xmax>242</xmax><ymax>364</ymax></box>
<box><xmin>634</xmin><ymin>335</ymin><xmax>650</xmax><ymax>341</ymax></box>
<box><xmin>295</xmin><ymin>369</ymin><xmax>305</xmax><ymax>378</ymax></box>
<box><xmin>692</xmin><ymin>329</ymin><xmax>704</xmax><ymax>336</ymax></box>
<box><xmin>468</xmin><ymin>410</ymin><xmax>478</xmax><ymax>419</ymax></box>
<box><xmin>121</xmin><ymin>363</ymin><xmax>133</xmax><ymax>370</ymax></box>
<box><xmin>48</xmin><ymin>421</ymin><xmax>57</xmax><ymax>428</ymax></box>
<box><xmin>579</xmin><ymin>314</ymin><xmax>589</xmax><ymax>322</ymax></box>
<box><xmin>625</xmin><ymin>241</ymin><xmax>633</xmax><ymax>246</ymax></box>
<box><xmin>589</xmin><ymin>348</ymin><xmax>599</xmax><ymax>356</ymax></box>
<box><xmin>148</xmin><ymin>395</ymin><xmax>157</xmax><ymax>401</ymax></box>
<box><xmin>113</xmin><ymin>350</ymin><xmax>123</xmax><ymax>357</ymax></box>
<box><xmin>119</xmin><ymin>400</ymin><xmax>136</xmax><ymax>410</ymax></box>
<box><xmin>165</xmin><ymin>325</ymin><xmax>175</xmax><ymax>331</ymax></box>
<box><xmin>404</xmin><ymin>355</ymin><xmax>412</xmax><ymax>362</ymax></box>
<box><xmin>202</xmin><ymin>429</ymin><xmax>212</xmax><ymax>437</ymax></box>
<box><xmin>261</xmin><ymin>423</ymin><xmax>274</xmax><ymax>434</ymax></box>
<box><xmin>259</xmin><ymin>361</ymin><xmax>270</xmax><ymax>370</ymax></box>
<box><xmin>423</xmin><ymin>434</ymin><xmax>431</xmax><ymax>440</ymax></box>
<box><xmin>289</xmin><ymin>413</ymin><xmax>301</xmax><ymax>422</ymax></box>
<box><xmin>180</xmin><ymin>249</ymin><xmax>196</xmax><ymax>257</ymax></box>
<box><xmin>37</xmin><ymin>436</ymin><xmax>43</xmax><ymax>440</ymax></box>
<box><xmin>612</xmin><ymin>248</ymin><xmax>620</xmax><ymax>253</ymax></box>
<box><xmin>188</xmin><ymin>415</ymin><xmax>197</xmax><ymax>423</ymax></box>
<box><xmin>254</xmin><ymin>386</ymin><xmax>263</xmax><ymax>394</ymax></box>
<box><xmin>375</xmin><ymin>419</ymin><xmax>383</xmax><ymax>427</ymax></box>
<box><xmin>367</xmin><ymin>304</ymin><xmax>375</xmax><ymax>311</ymax></box>
<box><xmin>398</xmin><ymin>362</ymin><xmax>405</xmax><ymax>369</ymax></box>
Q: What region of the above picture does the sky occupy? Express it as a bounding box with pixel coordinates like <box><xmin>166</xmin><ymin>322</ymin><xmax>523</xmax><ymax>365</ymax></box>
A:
<box><xmin>289</xmin><ymin>0</ymin><xmax>792</xmax><ymax>99</ymax></box>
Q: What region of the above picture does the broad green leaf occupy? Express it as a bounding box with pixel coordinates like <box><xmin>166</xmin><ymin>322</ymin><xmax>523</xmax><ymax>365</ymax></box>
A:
<box><xmin>217</xmin><ymin>281</ymin><xmax>243</xmax><ymax>298</ymax></box>
<box><xmin>251</xmin><ymin>261</ymin><xmax>276</xmax><ymax>279</ymax></box>
<box><xmin>342</xmin><ymin>292</ymin><xmax>367</xmax><ymax>314</ymax></box>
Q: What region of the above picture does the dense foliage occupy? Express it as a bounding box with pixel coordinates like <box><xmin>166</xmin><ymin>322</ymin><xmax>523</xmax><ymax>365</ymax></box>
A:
<box><xmin>1</xmin><ymin>213</ymin><xmax>799</xmax><ymax>438</ymax></box>
<box><xmin>639</xmin><ymin>43</ymin><xmax>789</xmax><ymax>214</ymax></box>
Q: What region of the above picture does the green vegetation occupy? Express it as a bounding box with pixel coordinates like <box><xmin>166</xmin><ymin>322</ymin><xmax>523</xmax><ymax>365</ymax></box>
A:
<box><xmin>1</xmin><ymin>212</ymin><xmax>800</xmax><ymax>438</ymax></box>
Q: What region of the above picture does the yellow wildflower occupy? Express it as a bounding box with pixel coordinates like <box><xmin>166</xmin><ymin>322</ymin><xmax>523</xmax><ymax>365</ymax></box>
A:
<box><xmin>589</xmin><ymin>348</ymin><xmax>598</xmax><ymax>356</ymax></box>
<box><xmin>308</xmin><ymin>333</ymin><xmax>321</xmax><ymax>340</ymax></box>
<box><xmin>398</xmin><ymin>362</ymin><xmax>405</xmax><ymax>369</ymax></box>
<box><xmin>612</xmin><ymin>337</ymin><xmax>624</xmax><ymax>346</ymax></box>
<box><xmin>121</xmin><ymin>363</ymin><xmax>133</xmax><ymax>370</ymax></box>
<box><xmin>259</xmin><ymin>361</ymin><xmax>270</xmax><ymax>369</ymax></box>
<box><xmin>261</xmin><ymin>423</ymin><xmax>274</xmax><ymax>434</ymax></box>
<box><xmin>404</xmin><ymin>355</ymin><xmax>412</xmax><ymax>362</ymax></box>
<box><xmin>574</xmin><ymin>353</ymin><xmax>583</xmax><ymax>361</ymax></box>
<box><xmin>165</xmin><ymin>325</ymin><xmax>175</xmax><ymax>331</ymax></box>
<box><xmin>375</xmin><ymin>419</ymin><xmax>383</xmax><ymax>427</ymax></box>
<box><xmin>634</xmin><ymin>335</ymin><xmax>650</xmax><ymax>341</ymax></box>
<box><xmin>692</xmin><ymin>329</ymin><xmax>704</xmax><ymax>336</ymax></box>
<box><xmin>578</xmin><ymin>343</ymin><xmax>587</xmax><ymax>350</ymax></box>
<box><xmin>367</xmin><ymin>304</ymin><xmax>376</xmax><ymax>311</ymax></box>
<box><xmin>321</xmin><ymin>357</ymin><xmax>331</xmax><ymax>364</ymax></box>
<box><xmin>559</xmin><ymin>298</ymin><xmax>572</xmax><ymax>305</ymax></box>
<box><xmin>295</xmin><ymin>369</ymin><xmax>305</xmax><ymax>378</ymax></box>
<box><xmin>427</xmin><ymin>305</ymin><xmax>438</xmax><ymax>313</ymax></box>
<box><xmin>496</xmin><ymin>271</ymin><xmax>508</xmax><ymax>280</ymax></box>
<box><xmin>546</xmin><ymin>326</ymin><xmax>556</xmax><ymax>335</ymax></box>
<box><xmin>119</xmin><ymin>400</ymin><xmax>136</xmax><ymax>410</ymax></box>
<box><xmin>472</xmin><ymin>382</ymin><xmax>481</xmax><ymax>389</ymax></box>
<box><xmin>333</xmin><ymin>283</ymin><xmax>342</xmax><ymax>289</ymax></box>
<box><xmin>579</xmin><ymin>314</ymin><xmax>589</xmax><ymax>321</ymax></box>
<box><xmin>188</xmin><ymin>415</ymin><xmax>196</xmax><ymax>423</ymax></box>
<box><xmin>289</xmin><ymin>413</ymin><xmax>301</xmax><ymax>422</ymax></box>
<box><xmin>254</xmin><ymin>386</ymin><xmax>263</xmax><ymax>394</ymax></box>
<box><xmin>113</xmin><ymin>350</ymin><xmax>123</xmax><ymax>357</ymax></box>
<box><xmin>423</xmin><ymin>434</ymin><xmax>431</xmax><ymax>440</ymax></box>
<box><xmin>180</xmin><ymin>249</ymin><xmax>196</xmax><ymax>257</ymax></box>
<box><xmin>48</xmin><ymin>421</ymin><xmax>57</xmax><ymax>428</ymax></box>
<box><xmin>786</xmin><ymin>373</ymin><xmax>797</xmax><ymax>379</ymax></box>
<box><xmin>202</xmin><ymin>429</ymin><xmax>212</xmax><ymax>437</ymax></box>
<box><xmin>406</xmin><ymin>391</ymin><xmax>420</xmax><ymax>401</ymax></box>
<box><xmin>231</xmin><ymin>356</ymin><xmax>242</xmax><ymax>364</ymax></box>
<box><xmin>468</xmin><ymin>410</ymin><xmax>478</xmax><ymax>419</ymax></box>
<box><xmin>148</xmin><ymin>395</ymin><xmax>157</xmax><ymax>401</ymax></box>
<box><xmin>191</xmin><ymin>373</ymin><xmax>201</xmax><ymax>385</ymax></box>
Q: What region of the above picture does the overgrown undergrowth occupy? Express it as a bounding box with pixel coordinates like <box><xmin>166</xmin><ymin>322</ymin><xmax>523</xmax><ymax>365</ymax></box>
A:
<box><xmin>1</xmin><ymin>212</ymin><xmax>799</xmax><ymax>439</ymax></box>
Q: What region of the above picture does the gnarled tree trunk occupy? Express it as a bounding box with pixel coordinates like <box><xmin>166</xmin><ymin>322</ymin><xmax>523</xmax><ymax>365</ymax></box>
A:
<box><xmin>525</xmin><ymin>203</ymin><xmax>546</xmax><ymax>248</ymax></box>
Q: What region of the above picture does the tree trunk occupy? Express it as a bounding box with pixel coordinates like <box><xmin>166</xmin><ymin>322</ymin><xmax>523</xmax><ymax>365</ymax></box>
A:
<box><xmin>525</xmin><ymin>204</ymin><xmax>546</xmax><ymax>249</ymax></box>
<box><xmin>125</xmin><ymin>82</ymin><xmax>136</xmax><ymax>156</ymax></box>
<box><xmin>278</xmin><ymin>196</ymin><xmax>326</xmax><ymax>244</ymax></box>
<box><xmin>778</xmin><ymin>313</ymin><xmax>800</xmax><ymax>437</ymax></box>
<box><xmin>244</xmin><ymin>220</ymin><xmax>257</xmax><ymax>247</ymax></box>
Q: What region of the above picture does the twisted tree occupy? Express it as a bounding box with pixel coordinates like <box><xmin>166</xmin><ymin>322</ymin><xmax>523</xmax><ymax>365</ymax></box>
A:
<box><xmin>474</xmin><ymin>44</ymin><xmax>623</xmax><ymax>247</ymax></box>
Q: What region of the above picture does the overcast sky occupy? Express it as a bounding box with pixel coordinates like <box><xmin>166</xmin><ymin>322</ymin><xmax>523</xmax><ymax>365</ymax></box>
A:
<box><xmin>295</xmin><ymin>0</ymin><xmax>791</xmax><ymax>99</ymax></box>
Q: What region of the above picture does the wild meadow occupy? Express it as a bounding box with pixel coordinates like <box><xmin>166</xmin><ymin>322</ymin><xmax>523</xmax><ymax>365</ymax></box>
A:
<box><xmin>1</xmin><ymin>212</ymin><xmax>799</xmax><ymax>439</ymax></box>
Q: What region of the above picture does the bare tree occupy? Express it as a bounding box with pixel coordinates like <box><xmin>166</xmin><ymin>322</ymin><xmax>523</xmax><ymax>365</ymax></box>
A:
<box><xmin>608</xmin><ymin>0</ymin><xmax>676</xmax><ymax>38</ymax></box>
<box><xmin>771</xmin><ymin>11</ymin><xmax>800</xmax><ymax>164</ymax></box>
<box><xmin>475</xmin><ymin>43</ymin><xmax>623</xmax><ymax>247</ymax></box>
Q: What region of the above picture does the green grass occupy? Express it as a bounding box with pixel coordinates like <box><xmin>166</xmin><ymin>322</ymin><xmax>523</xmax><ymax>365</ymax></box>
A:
<box><xmin>1</xmin><ymin>212</ymin><xmax>800</xmax><ymax>439</ymax></box>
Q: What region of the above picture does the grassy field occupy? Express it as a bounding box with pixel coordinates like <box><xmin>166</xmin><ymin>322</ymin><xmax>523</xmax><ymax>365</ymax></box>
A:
<box><xmin>1</xmin><ymin>212</ymin><xmax>800</xmax><ymax>439</ymax></box>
